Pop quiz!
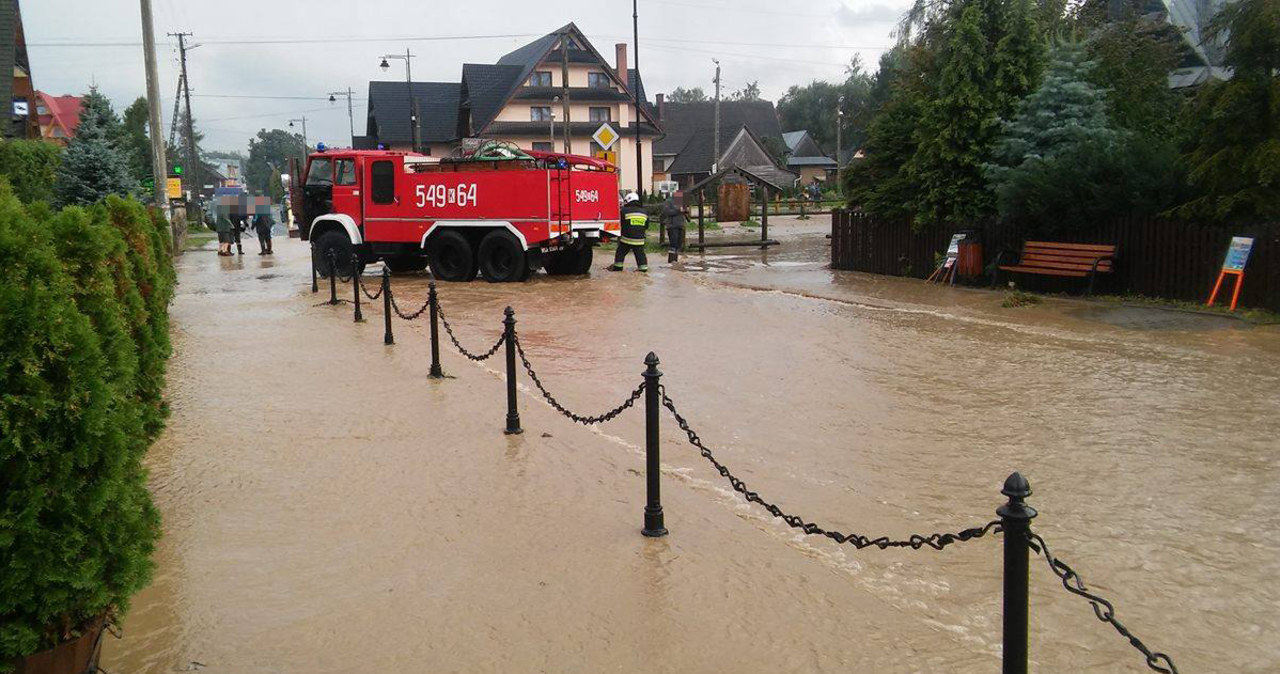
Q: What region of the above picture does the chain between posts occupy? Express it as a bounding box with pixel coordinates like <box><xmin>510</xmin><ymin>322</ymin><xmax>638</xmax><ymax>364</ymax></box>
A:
<box><xmin>355</xmin><ymin>273</ymin><xmax>384</xmax><ymax>301</ymax></box>
<box><xmin>514</xmin><ymin>335</ymin><xmax>646</xmax><ymax>425</ymax></box>
<box><xmin>1027</xmin><ymin>532</ymin><xmax>1179</xmax><ymax>674</ymax></box>
<box><xmin>659</xmin><ymin>384</ymin><xmax>1001</xmax><ymax>551</ymax></box>
<box><xmin>387</xmin><ymin>288</ymin><xmax>431</xmax><ymax>321</ymax></box>
<box><xmin>435</xmin><ymin>300</ymin><xmax>505</xmax><ymax>361</ymax></box>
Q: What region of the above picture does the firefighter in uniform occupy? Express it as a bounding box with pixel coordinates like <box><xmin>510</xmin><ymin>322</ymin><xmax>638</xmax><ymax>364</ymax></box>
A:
<box><xmin>610</xmin><ymin>192</ymin><xmax>649</xmax><ymax>272</ymax></box>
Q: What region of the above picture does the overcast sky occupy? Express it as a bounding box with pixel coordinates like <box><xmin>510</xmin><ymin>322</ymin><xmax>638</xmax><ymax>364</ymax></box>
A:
<box><xmin>26</xmin><ymin>0</ymin><xmax>908</xmax><ymax>154</ymax></box>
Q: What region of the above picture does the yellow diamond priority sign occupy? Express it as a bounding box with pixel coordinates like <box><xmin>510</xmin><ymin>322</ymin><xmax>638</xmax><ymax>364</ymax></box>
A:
<box><xmin>592</xmin><ymin>123</ymin><xmax>619</xmax><ymax>150</ymax></box>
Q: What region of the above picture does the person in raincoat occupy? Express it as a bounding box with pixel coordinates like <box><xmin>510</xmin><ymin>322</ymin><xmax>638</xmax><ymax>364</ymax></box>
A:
<box><xmin>253</xmin><ymin>199</ymin><xmax>275</xmax><ymax>255</ymax></box>
<box><xmin>660</xmin><ymin>191</ymin><xmax>688</xmax><ymax>264</ymax></box>
<box><xmin>608</xmin><ymin>192</ymin><xmax>649</xmax><ymax>272</ymax></box>
<box><xmin>214</xmin><ymin>197</ymin><xmax>235</xmax><ymax>256</ymax></box>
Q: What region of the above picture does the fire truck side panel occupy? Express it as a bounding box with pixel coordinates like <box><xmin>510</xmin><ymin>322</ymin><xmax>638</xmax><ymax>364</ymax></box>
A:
<box><xmin>363</xmin><ymin>167</ymin><xmax>552</xmax><ymax>246</ymax></box>
<box><xmin>566</xmin><ymin>171</ymin><xmax>622</xmax><ymax>234</ymax></box>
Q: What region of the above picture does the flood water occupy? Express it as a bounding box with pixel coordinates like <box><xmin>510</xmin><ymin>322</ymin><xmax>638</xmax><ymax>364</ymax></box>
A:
<box><xmin>104</xmin><ymin>222</ymin><xmax>1280</xmax><ymax>673</ymax></box>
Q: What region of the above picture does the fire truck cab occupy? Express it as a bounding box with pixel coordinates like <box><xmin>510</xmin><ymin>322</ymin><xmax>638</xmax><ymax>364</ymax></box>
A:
<box><xmin>293</xmin><ymin>145</ymin><xmax>622</xmax><ymax>282</ymax></box>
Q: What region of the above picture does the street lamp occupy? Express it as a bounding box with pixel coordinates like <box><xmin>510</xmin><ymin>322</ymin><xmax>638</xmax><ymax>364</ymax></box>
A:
<box><xmin>327</xmin><ymin>87</ymin><xmax>355</xmax><ymax>142</ymax></box>
<box><xmin>288</xmin><ymin>116</ymin><xmax>308</xmax><ymax>164</ymax></box>
<box><xmin>378</xmin><ymin>50</ymin><xmax>417</xmax><ymax>152</ymax></box>
<box><xmin>836</xmin><ymin>94</ymin><xmax>845</xmax><ymax>174</ymax></box>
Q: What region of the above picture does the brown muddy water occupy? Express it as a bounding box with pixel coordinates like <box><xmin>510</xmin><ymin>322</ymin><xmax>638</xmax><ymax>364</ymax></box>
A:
<box><xmin>103</xmin><ymin>226</ymin><xmax>1280</xmax><ymax>673</ymax></box>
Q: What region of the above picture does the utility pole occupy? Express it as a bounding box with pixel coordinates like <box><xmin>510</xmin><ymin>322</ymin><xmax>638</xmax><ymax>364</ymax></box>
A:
<box><xmin>170</xmin><ymin>32</ymin><xmax>198</xmax><ymax>198</ymax></box>
<box><xmin>167</xmin><ymin>74</ymin><xmax>182</xmax><ymax>148</ymax></box>
<box><xmin>328</xmin><ymin>87</ymin><xmax>355</xmax><ymax>142</ymax></box>
<box><xmin>139</xmin><ymin>0</ymin><xmax>167</xmax><ymax>212</ymax></box>
<box><xmin>632</xmin><ymin>0</ymin><xmax>643</xmax><ymax>198</ymax></box>
<box><xmin>712</xmin><ymin>59</ymin><xmax>721</xmax><ymax>175</ymax></box>
<box><xmin>836</xmin><ymin>94</ymin><xmax>844</xmax><ymax>176</ymax></box>
<box><xmin>560</xmin><ymin>29</ymin><xmax>571</xmax><ymax>154</ymax></box>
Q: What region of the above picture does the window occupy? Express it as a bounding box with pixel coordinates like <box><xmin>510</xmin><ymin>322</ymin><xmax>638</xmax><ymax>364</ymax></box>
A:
<box><xmin>36</xmin><ymin>105</ymin><xmax>48</xmax><ymax>115</ymax></box>
<box><xmin>531</xmin><ymin>106</ymin><xmax>553</xmax><ymax>122</ymax></box>
<box><xmin>370</xmin><ymin>161</ymin><xmax>395</xmax><ymax>204</ymax></box>
<box><xmin>587</xmin><ymin>72</ymin><xmax>610</xmax><ymax>89</ymax></box>
<box><xmin>589</xmin><ymin>107</ymin><xmax>611</xmax><ymax>123</ymax></box>
<box><xmin>335</xmin><ymin>159</ymin><xmax>356</xmax><ymax>186</ymax></box>
<box><xmin>532</xmin><ymin>142</ymin><xmax>554</xmax><ymax>152</ymax></box>
<box><xmin>52</xmin><ymin>127</ymin><xmax>65</xmax><ymax>138</ymax></box>
<box><xmin>306</xmin><ymin>158</ymin><xmax>333</xmax><ymax>185</ymax></box>
<box><xmin>528</xmin><ymin>71</ymin><xmax>552</xmax><ymax>87</ymax></box>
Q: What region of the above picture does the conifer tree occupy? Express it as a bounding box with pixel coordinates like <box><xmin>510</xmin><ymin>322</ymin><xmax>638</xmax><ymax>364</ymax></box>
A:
<box><xmin>1178</xmin><ymin>0</ymin><xmax>1280</xmax><ymax>221</ymax></box>
<box><xmin>53</xmin><ymin>88</ymin><xmax>136</xmax><ymax>207</ymax></box>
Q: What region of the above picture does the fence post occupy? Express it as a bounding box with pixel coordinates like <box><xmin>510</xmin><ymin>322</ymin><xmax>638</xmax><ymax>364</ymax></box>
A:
<box><xmin>642</xmin><ymin>352</ymin><xmax>668</xmax><ymax>537</ymax></box>
<box><xmin>352</xmin><ymin>254</ymin><xmax>363</xmax><ymax>322</ymax></box>
<box><xmin>327</xmin><ymin>250</ymin><xmax>338</xmax><ymax>305</ymax></box>
<box><xmin>997</xmin><ymin>472</ymin><xmax>1037</xmax><ymax>674</ymax></box>
<box><xmin>382</xmin><ymin>268</ymin><xmax>394</xmax><ymax>345</ymax></box>
<box><xmin>428</xmin><ymin>282</ymin><xmax>443</xmax><ymax>379</ymax></box>
<box><xmin>310</xmin><ymin>242</ymin><xmax>318</xmax><ymax>293</ymax></box>
<box><xmin>503</xmin><ymin>307</ymin><xmax>522</xmax><ymax>435</ymax></box>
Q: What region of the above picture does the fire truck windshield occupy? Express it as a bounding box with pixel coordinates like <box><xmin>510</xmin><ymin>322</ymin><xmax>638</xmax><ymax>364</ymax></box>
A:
<box><xmin>306</xmin><ymin>158</ymin><xmax>333</xmax><ymax>185</ymax></box>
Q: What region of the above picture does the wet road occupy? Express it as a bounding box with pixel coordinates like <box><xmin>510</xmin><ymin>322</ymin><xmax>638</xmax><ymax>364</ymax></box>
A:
<box><xmin>104</xmin><ymin>225</ymin><xmax>1280</xmax><ymax>673</ymax></box>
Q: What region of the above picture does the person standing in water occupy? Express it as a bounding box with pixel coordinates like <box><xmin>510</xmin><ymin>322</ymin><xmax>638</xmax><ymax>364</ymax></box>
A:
<box><xmin>660</xmin><ymin>191</ymin><xmax>688</xmax><ymax>264</ymax></box>
<box><xmin>253</xmin><ymin>203</ymin><xmax>275</xmax><ymax>255</ymax></box>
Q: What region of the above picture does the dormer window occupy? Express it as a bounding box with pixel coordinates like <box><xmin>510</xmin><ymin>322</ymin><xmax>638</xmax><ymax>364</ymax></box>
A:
<box><xmin>587</xmin><ymin>72</ymin><xmax>610</xmax><ymax>89</ymax></box>
<box><xmin>528</xmin><ymin>71</ymin><xmax>552</xmax><ymax>87</ymax></box>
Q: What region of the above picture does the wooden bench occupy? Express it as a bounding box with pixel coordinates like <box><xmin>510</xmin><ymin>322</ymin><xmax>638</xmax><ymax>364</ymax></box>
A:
<box><xmin>993</xmin><ymin>241</ymin><xmax>1117</xmax><ymax>295</ymax></box>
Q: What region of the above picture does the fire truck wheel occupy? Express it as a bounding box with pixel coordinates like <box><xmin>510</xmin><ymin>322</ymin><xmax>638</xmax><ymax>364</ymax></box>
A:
<box><xmin>428</xmin><ymin>230</ymin><xmax>478</xmax><ymax>282</ymax></box>
<box><xmin>313</xmin><ymin>230</ymin><xmax>354</xmax><ymax>278</ymax></box>
<box><xmin>544</xmin><ymin>246</ymin><xmax>593</xmax><ymax>276</ymax></box>
<box><xmin>567</xmin><ymin>246</ymin><xmax>594</xmax><ymax>275</ymax></box>
<box><xmin>478</xmin><ymin>231</ymin><xmax>530</xmax><ymax>283</ymax></box>
<box><xmin>383</xmin><ymin>256</ymin><xmax>429</xmax><ymax>274</ymax></box>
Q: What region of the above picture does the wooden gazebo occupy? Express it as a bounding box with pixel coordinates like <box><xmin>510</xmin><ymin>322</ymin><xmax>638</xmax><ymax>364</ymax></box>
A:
<box><xmin>684</xmin><ymin>165</ymin><xmax>786</xmax><ymax>250</ymax></box>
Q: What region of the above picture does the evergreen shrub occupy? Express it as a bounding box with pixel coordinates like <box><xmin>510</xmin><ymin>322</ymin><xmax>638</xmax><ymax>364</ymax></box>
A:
<box><xmin>0</xmin><ymin>189</ymin><xmax>172</xmax><ymax>669</ymax></box>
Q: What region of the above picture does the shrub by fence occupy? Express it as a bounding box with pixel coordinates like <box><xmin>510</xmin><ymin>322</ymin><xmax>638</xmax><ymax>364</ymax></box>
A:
<box><xmin>831</xmin><ymin>210</ymin><xmax>1280</xmax><ymax>312</ymax></box>
<box><xmin>318</xmin><ymin>251</ymin><xmax>1181</xmax><ymax>673</ymax></box>
<box><xmin>0</xmin><ymin>192</ymin><xmax>173</xmax><ymax>669</ymax></box>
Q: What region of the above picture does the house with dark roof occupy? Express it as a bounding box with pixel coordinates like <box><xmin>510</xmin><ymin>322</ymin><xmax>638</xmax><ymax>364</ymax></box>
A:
<box><xmin>364</xmin><ymin>23</ymin><xmax>662</xmax><ymax>193</ymax></box>
<box><xmin>781</xmin><ymin>130</ymin><xmax>838</xmax><ymax>184</ymax></box>
<box><xmin>651</xmin><ymin>99</ymin><xmax>796</xmax><ymax>192</ymax></box>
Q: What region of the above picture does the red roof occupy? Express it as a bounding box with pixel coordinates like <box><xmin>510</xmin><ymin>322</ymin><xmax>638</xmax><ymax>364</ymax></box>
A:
<box><xmin>36</xmin><ymin>91</ymin><xmax>84</xmax><ymax>137</ymax></box>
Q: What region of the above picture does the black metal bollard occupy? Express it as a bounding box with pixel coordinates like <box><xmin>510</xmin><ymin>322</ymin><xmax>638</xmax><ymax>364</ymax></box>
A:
<box><xmin>382</xmin><ymin>268</ymin><xmax>394</xmax><ymax>345</ymax></box>
<box><xmin>428</xmin><ymin>283</ymin><xmax>444</xmax><ymax>379</ymax></box>
<box><xmin>310</xmin><ymin>242</ymin><xmax>318</xmax><ymax>293</ymax></box>
<box><xmin>327</xmin><ymin>250</ymin><xmax>339</xmax><ymax>305</ymax></box>
<box><xmin>503</xmin><ymin>307</ymin><xmax>522</xmax><ymax>435</ymax></box>
<box><xmin>641</xmin><ymin>352</ymin><xmax>668</xmax><ymax>537</ymax></box>
<box><xmin>998</xmin><ymin>472</ymin><xmax>1037</xmax><ymax>674</ymax></box>
<box><xmin>352</xmin><ymin>254</ymin><xmax>364</xmax><ymax>322</ymax></box>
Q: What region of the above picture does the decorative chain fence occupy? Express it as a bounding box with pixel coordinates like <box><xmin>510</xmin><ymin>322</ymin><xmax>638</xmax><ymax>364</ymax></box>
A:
<box><xmin>309</xmin><ymin>247</ymin><xmax>1180</xmax><ymax>674</ymax></box>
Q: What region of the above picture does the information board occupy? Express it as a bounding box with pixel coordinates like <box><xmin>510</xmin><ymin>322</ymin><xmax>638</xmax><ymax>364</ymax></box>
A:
<box><xmin>1223</xmin><ymin>236</ymin><xmax>1253</xmax><ymax>271</ymax></box>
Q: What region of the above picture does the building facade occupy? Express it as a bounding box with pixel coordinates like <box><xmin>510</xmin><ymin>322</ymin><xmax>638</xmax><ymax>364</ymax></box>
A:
<box><xmin>35</xmin><ymin>92</ymin><xmax>82</xmax><ymax>144</ymax></box>
<box><xmin>2</xmin><ymin>0</ymin><xmax>38</xmax><ymax>139</ymax></box>
<box><xmin>364</xmin><ymin>24</ymin><xmax>661</xmax><ymax>193</ymax></box>
<box><xmin>652</xmin><ymin>99</ymin><xmax>796</xmax><ymax>191</ymax></box>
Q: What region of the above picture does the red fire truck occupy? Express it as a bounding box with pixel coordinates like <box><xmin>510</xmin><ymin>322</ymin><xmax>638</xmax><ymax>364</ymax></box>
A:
<box><xmin>292</xmin><ymin>143</ymin><xmax>622</xmax><ymax>282</ymax></box>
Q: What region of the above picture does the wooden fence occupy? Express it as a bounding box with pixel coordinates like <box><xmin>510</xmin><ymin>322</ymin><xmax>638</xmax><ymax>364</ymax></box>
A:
<box><xmin>831</xmin><ymin>211</ymin><xmax>1280</xmax><ymax>312</ymax></box>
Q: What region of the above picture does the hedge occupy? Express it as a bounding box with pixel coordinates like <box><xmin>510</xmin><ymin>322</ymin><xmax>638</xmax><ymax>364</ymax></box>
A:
<box><xmin>0</xmin><ymin>140</ymin><xmax>62</xmax><ymax>205</ymax></box>
<box><xmin>0</xmin><ymin>191</ymin><xmax>173</xmax><ymax>668</ymax></box>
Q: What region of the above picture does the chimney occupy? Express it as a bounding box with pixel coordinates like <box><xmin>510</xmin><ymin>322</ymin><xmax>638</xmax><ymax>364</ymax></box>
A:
<box><xmin>615</xmin><ymin>43</ymin><xmax>628</xmax><ymax>80</ymax></box>
<box><xmin>655</xmin><ymin>93</ymin><xmax>665</xmax><ymax>120</ymax></box>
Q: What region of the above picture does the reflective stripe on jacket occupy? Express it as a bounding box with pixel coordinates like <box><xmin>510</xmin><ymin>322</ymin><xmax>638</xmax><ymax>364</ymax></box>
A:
<box><xmin>620</xmin><ymin>204</ymin><xmax>648</xmax><ymax>246</ymax></box>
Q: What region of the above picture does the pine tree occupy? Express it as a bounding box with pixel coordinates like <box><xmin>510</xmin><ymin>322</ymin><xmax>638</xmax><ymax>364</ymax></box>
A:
<box><xmin>1177</xmin><ymin>0</ymin><xmax>1280</xmax><ymax>221</ymax></box>
<box><xmin>909</xmin><ymin>2</ymin><xmax>1000</xmax><ymax>224</ymax></box>
<box><xmin>53</xmin><ymin>88</ymin><xmax>137</xmax><ymax>208</ymax></box>
<box><xmin>984</xmin><ymin>41</ymin><xmax>1182</xmax><ymax>230</ymax></box>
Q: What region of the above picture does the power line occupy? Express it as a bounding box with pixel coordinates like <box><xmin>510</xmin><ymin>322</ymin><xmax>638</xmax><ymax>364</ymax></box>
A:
<box><xmin>28</xmin><ymin>33</ymin><xmax>537</xmax><ymax>48</ymax></box>
<box><xmin>192</xmin><ymin>93</ymin><xmax>368</xmax><ymax>101</ymax></box>
<box><xmin>645</xmin><ymin>0</ymin><xmax>831</xmax><ymax>18</ymax></box>
<box><xmin>645</xmin><ymin>43</ymin><xmax>853</xmax><ymax>67</ymax></box>
<box><xmin>201</xmin><ymin>105</ymin><xmax>340</xmax><ymax>123</ymax></box>
<box><xmin>608</xmin><ymin>35</ymin><xmax>893</xmax><ymax>51</ymax></box>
